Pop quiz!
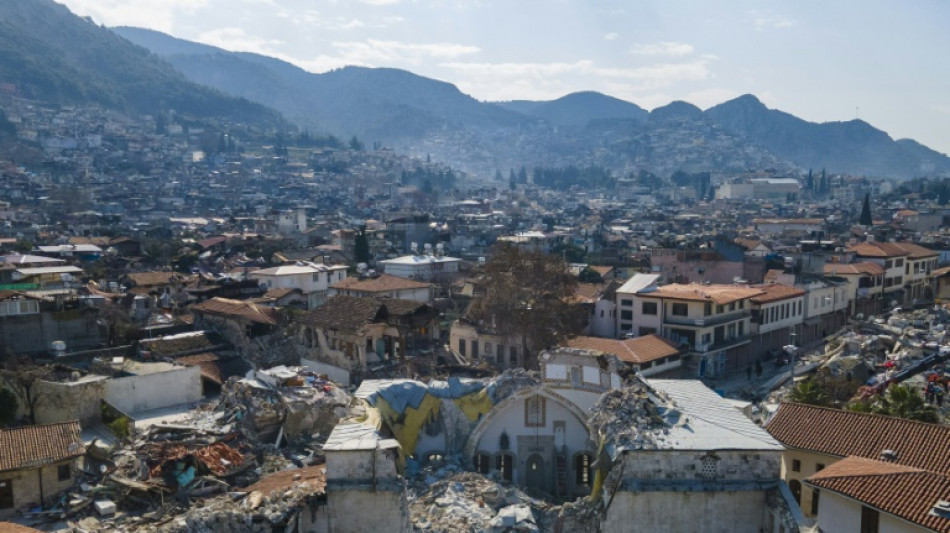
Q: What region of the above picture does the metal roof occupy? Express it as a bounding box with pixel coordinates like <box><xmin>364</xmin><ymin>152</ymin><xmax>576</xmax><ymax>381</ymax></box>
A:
<box><xmin>647</xmin><ymin>379</ymin><xmax>783</xmax><ymax>451</ymax></box>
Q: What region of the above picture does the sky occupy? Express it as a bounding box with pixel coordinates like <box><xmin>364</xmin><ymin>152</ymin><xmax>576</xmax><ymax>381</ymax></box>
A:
<box><xmin>57</xmin><ymin>0</ymin><xmax>950</xmax><ymax>155</ymax></box>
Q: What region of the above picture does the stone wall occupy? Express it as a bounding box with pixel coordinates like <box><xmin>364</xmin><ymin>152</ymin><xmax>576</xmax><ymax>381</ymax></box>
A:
<box><xmin>105</xmin><ymin>365</ymin><xmax>201</xmax><ymax>414</ymax></box>
<box><xmin>0</xmin><ymin>309</ymin><xmax>100</xmax><ymax>355</ymax></box>
<box><xmin>0</xmin><ymin>459</ymin><xmax>76</xmax><ymax>514</ymax></box>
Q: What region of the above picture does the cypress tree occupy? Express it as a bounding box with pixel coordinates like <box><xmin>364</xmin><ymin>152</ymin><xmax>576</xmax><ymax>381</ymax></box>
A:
<box><xmin>859</xmin><ymin>193</ymin><xmax>873</xmax><ymax>226</ymax></box>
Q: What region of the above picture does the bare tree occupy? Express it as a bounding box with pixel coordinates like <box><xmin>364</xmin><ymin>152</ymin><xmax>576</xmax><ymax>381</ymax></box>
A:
<box><xmin>0</xmin><ymin>355</ymin><xmax>52</xmax><ymax>424</ymax></box>
<box><xmin>469</xmin><ymin>244</ymin><xmax>587</xmax><ymax>367</ymax></box>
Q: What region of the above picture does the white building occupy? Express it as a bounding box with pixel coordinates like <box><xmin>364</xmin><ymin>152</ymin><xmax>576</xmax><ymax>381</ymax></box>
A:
<box><xmin>248</xmin><ymin>262</ymin><xmax>348</xmax><ymax>309</ymax></box>
<box><xmin>379</xmin><ymin>254</ymin><xmax>461</xmax><ymax>281</ymax></box>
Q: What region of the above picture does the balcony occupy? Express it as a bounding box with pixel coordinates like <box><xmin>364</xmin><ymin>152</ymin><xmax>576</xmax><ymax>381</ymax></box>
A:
<box><xmin>663</xmin><ymin>311</ymin><xmax>750</xmax><ymax>328</ymax></box>
<box><xmin>691</xmin><ymin>336</ymin><xmax>751</xmax><ymax>354</ymax></box>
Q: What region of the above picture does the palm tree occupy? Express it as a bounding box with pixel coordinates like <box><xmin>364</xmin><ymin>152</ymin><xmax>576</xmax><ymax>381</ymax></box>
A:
<box><xmin>787</xmin><ymin>379</ymin><xmax>831</xmax><ymax>407</ymax></box>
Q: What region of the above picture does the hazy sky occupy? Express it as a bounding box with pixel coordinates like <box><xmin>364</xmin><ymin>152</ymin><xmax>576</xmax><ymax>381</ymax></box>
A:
<box><xmin>58</xmin><ymin>0</ymin><xmax>949</xmax><ymax>155</ymax></box>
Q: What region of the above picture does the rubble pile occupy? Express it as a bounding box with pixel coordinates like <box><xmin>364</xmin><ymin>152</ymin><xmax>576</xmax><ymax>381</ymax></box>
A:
<box><xmin>588</xmin><ymin>382</ymin><xmax>666</xmax><ymax>452</ymax></box>
<box><xmin>136</xmin><ymin>466</ymin><xmax>327</xmax><ymax>533</ymax></box>
<box><xmin>485</xmin><ymin>367</ymin><xmax>540</xmax><ymax>402</ymax></box>
<box><xmin>220</xmin><ymin>366</ymin><xmax>351</xmax><ymax>444</ymax></box>
<box><xmin>409</xmin><ymin>470</ymin><xmax>557</xmax><ymax>533</ymax></box>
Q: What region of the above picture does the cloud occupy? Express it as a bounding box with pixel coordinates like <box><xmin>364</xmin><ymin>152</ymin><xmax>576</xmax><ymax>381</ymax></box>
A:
<box><xmin>441</xmin><ymin>58</ymin><xmax>713</xmax><ymax>101</ymax></box>
<box><xmin>359</xmin><ymin>0</ymin><xmax>401</xmax><ymax>5</ymax></box>
<box><xmin>57</xmin><ymin>0</ymin><xmax>208</xmax><ymax>32</ymax></box>
<box><xmin>749</xmin><ymin>11</ymin><xmax>797</xmax><ymax>31</ymax></box>
<box><xmin>329</xmin><ymin>39</ymin><xmax>481</xmax><ymax>65</ymax></box>
<box><xmin>630</xmin><ymin>41</ymin><xmax>694</xmax><ymax>56</ymax></box>
<box><xmin>604</xmin><ymin>33</ymin><xmax>619</xmax><ymax>41</ymax></box>
<box><xmin>195</xmin><ymin>27</ymin><xmax>284</xmax><ymax>54</ymax></box>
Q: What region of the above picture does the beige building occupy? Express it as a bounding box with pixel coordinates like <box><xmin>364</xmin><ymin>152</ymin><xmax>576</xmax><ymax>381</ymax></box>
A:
<box><xmin>0</xmin><ymin>421</ymin><xmax>84</xmax><ymax>515</ymax></box>
<box><xmin>766</xmin><ymin>402</ymin><xmax>950</xmax><ymax>522</ymax></box>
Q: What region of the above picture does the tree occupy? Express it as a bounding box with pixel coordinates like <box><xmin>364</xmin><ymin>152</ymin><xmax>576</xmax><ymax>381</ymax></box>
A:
<box><xmin>0</xmin><ymin>356</ymin><xmax>52</xmax><ymax>424</ymax></box>
<box><xmin>578</xmin><ymin>267</ymin><xmax>604</xmax><ymax>284</ymax></box>
<box><xmin>847</xmin><ymin>384</ymin><xmax>939</xmax><ymax>423</ymax></box>
<box><xmin>354</xmin><ymin>225</ymin><xmax>370</xmax><ymax>264</ymax></box>
<box><xmin>859</xmin><ymin>193</ymin><xmax>873</xmax><ymax>226</ymax></box>
<box><xmin>470</xmin><ymin>245</ymin><xmax>587</xmax><ymax>367</ymax></box>
<box><xmin>806</xmin><ymin>169</ymin><xmax>814</xmax><ymax>192</ymax></box>
<box><xmin>0</xmin><ymin>388</ymin><xmax>17</xmax><ymax>427</ymax></box>
<box><xmin>349</xmin><ymin>136</ymin><xmax>364</xmax><ymax>151</ymax></box>
<box><xmin>787</xmin><ymin>379</ymin><xmax>831</xmax><ymax>407</ymax></box>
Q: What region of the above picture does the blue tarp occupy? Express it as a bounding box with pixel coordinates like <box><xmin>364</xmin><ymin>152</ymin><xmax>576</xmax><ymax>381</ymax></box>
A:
<box><xmin>370</xmin><ymin>378</ymin><xmax>485</xmax><ymax>412</ymax></box>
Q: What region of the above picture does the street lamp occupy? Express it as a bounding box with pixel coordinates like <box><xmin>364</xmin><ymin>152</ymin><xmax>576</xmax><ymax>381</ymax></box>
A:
<box><xmin>785</xmin><ymin>331</ymin><xmax>798</xmax><ymax>382</ymax></box>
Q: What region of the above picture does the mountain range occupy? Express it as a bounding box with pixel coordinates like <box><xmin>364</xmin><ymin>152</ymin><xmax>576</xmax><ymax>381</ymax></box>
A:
<box><xmin>113</xmin><ymin>26</ymin><xmax>950</xmax><ymax>179</ymax></box>
<box><xmin>0</xmin><ymin>0</ymin><xmax>281</xmax><ymax>127</ymax></box>
<box><xmin>1</xmin><ymin>0</ymin><xmax>946</xmax><ymax>180</ymax></box>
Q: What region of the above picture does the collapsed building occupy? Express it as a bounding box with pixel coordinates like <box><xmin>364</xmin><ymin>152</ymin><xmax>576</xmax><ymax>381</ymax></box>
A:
<box><xmin>310</xmin><ymin>348</ymin><xmax>801</xmax><ymax>533</ymax></box>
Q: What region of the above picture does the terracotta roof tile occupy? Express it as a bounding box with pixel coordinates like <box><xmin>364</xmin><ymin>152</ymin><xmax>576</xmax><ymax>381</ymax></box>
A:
<box><xmin>640</xmin><ymin>283</ymin><xmax>765</xmax><ymax>304</ymax></box>
<box><xmin>847</xmin><ymin>241</ymin><xmax>910</xmax><ymax>258</ymax></box>
<box><xmin>823</xmin><ymin>262</ymin><xmax>886</xmax><ymax>276</ymax></box>
<box><xmin>124</xmin><ymin>271</ymin><xmax>192</xmax><ymax>287</ymax></box>
<box><xmin>298</xmin><ymin>295</ymin><xmax>429</xmax><ymax>334</ymax></box>
<box><xmin>330</xmin><ymin>274</ymin><xmax>430</xmax><ymax>293</ymax></box>
<box><xmin>243</xmin><ymin>464</ymin><xmax>326</xmax><ymax>494</ymax></box>
<box><xmin>749</xmin><ymin>284</ymin><xmax>805</xmax><ymax>304</ymax></box>
<box><xmin>0</xmin><ymin>421</ymin><xmax>83</xmax><ymax>473</ymax></box>
<box><xmin>806</xmin><ymin>456</ymin><xmax>950</xmax><ymax>532</ymax></box>
<box><xmin>192</xmin><ymin>297</ymin><xmax>282</xmax><ymax>326</ymax></box>
<box><xmin>765</xmin><ymin>403</ymin><xmax>950</xmax><ymax>475</ymax></box>
<box><xmin>564</xmin><ymin>334</ymin><xmax>680</xmax><ymax>364</ymax></box>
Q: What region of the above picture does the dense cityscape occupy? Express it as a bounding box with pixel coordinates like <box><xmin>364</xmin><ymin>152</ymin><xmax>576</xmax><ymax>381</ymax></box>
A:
<box><xmin>1</xmin><ymin>1</ymin><xmax>950</xmax><ymax>532</ymax></box>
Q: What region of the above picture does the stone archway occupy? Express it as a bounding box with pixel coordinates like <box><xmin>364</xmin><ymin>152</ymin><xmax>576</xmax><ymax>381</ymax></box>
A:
<box><xmin>525</xmin><ymin>453</ymin><xmax>546</xmax><ymax>491</ymax></box>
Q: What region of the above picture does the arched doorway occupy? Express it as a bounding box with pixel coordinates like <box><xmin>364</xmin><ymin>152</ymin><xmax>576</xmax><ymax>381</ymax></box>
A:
<box><xmin>526</xmin><ymin>454</ymin><xmax>545</xmax><ymax>490</ymax></box>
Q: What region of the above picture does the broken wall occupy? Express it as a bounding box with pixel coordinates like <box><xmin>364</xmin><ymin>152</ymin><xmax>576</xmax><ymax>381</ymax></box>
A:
<box><xmin>105</xmin><ymin>365</ymin><xmax>201</xmax><ymax>414</ymax></box>
<box><xmin>34</xmin><ymin>376</ymin><xmax>108</xmax><ymax>425</ymax></box>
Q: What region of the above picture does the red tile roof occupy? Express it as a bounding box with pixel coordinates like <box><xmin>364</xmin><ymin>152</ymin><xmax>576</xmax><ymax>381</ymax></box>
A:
<box><xmin>847</xmin><ymin>241</ymin><xmax>910</xmax><ymax>258</ymax></box>
<box><xmin>806</xmin><ymin>456</ymin><xmax>950</xmax><ymax>532</ymax></box>
<box><xmin>639</xmin><ymin>283</ymin><xmax>765</xmax><ymax>304</ymax></box>
<box><xmin>0</xmin><ymin>421</ymin><xmax>83</xmax><ymax>473</ymax></box>
<box><xmin>331</xmin><ymin>274</ymin><xmax>429</xmax><ymax>293</ymax></box>
<box><xmin>749</xmin><ymin>284</ymin><xmax>805</xmax><ymax>304</ymax></box>
<box><xmin>765</xmin><ymin>403</ymin><xmax>950</xmax><ymax>475</ymax></box>
<box><xmin>192</xmin><ymin>297</ymin><xmax>282</xmax><ymax>326</ymax></box>
<box><xmin>823</xmin><ymin>261</ymin><xmax>886</xmax><ymax>276</ymax></box>
<box><xmin>564</xmin><ymin>334</ymin><xmax>680</xmax><ymax>364</ymax></box>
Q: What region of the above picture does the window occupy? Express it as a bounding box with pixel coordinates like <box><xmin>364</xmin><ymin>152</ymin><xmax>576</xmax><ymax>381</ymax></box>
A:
<box><xmin>474</xmin><ymin>452</ymin><xmax>491</xmax><ymax>474</ymax></box>
<box><xmin>792</xmin><ymin>459</ymin><xmax>801</xmax><ymax>472</ymax></box>
<box><xmin>810</xmin><ymin>489</ymin><xmax>820</xmax><ymax>515</ymax></box>
<box><xmin>861</xmin><ymin>506</ymin><xmax>879</xmax><ymax>533</ymax></box>
<box><xmin>525</xmin><ymin>396</ymin><xmax>546</xmax><ymax>427</ymax></box>
<box><xmin>458</xmin><ymin>339</ymin><xmax>466</xmax><ymax>356</ymax></box>
<box><xmin>704</xmin><ymin>302</ymin><xmax>712</xmax><ymax>316</ymax></box>
<box><xmin>620</xmin><ymin>310</ymin><xmax>633</xmax><ymax>320</ymax></box>
<box><xmin>496</xmin><ymin>454</ymin><xmax>513</xmax><ymax>482</ymax></box>
<box><xmin>895</xmin><ymin>259</ymin><xmax>904</xmax><ymax>268</ymax></box>
<box><xmin>575</xmin><ymin>453</ymin><xmax>593</xmax><ymax>486</ymax></box>
<box><xmin>701</xmin><ymin>455</ymin><xmax>719</xmax><ymax>480</ymax></box>
<box><xmin>639</xmin><ymin>327</ymin><xmax>656</xmax><ymax>336</ymax></box>
<box><xmin>621</xmin><ymin>299</ymin><xmax>633</xmax><ymax>307</ymax></box>
<box><xmin>816</xmin><ymin>463</ymin><xmax>825</xmax><ymax>472</ymax></box>
<box><xmin>510</xmin><ymin>346</ymin><xmax>518</xmax><ymax>365</ymax></box>
<box><xmin>484</xmin><ymin>342</ymin><xmax>493</xmax><ymax>356</ymax></box>
<box><xmin>716</xmin><ymin>305</ymin><xmax>724</xmax><ymax>314</ymax></box>
<box><xmin>471</xmin><ymin>340</ymin><xmax>478</xmax><ymax>358</ymax></box>
<box><xmin>642</xmin><ymin>301</ymin><xmax>658</xmax><ymax>315</ymax></box>
<box><xmin>729</xmin><ymin>302</ymin><xmax>736</xmax><ymax>311</ymax></box>
<box><xmin>671</xmin><ymin>303</ymin><xmax>688</xmax><ymax>316</ymax></box>
<box><xmin>57</xmin><ymin>464</ymin><xmax>71</xmax><ymax>481</ymax></box>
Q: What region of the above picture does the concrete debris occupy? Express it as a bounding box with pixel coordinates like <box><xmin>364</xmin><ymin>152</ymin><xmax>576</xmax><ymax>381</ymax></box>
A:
<box><xmin>765</xmin><ymin>306</ymin><xmax>950</xmax><ymax>411</ymax></box>
<box><xmin>409</xmin><ymin>470</ymin><xmax>558</xmax><ymax>533</ymax></box>
<box><xmin>588</xmin><ymin>381</ymin><xmax>666</xmax><ymax>454</ymax></box>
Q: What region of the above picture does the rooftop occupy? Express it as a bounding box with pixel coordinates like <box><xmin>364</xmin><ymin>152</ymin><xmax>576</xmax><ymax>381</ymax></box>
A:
<box><xmin>0</xmin><ymin>421</ymin><xmax>84</xmax><ymax>473</ymax></box>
